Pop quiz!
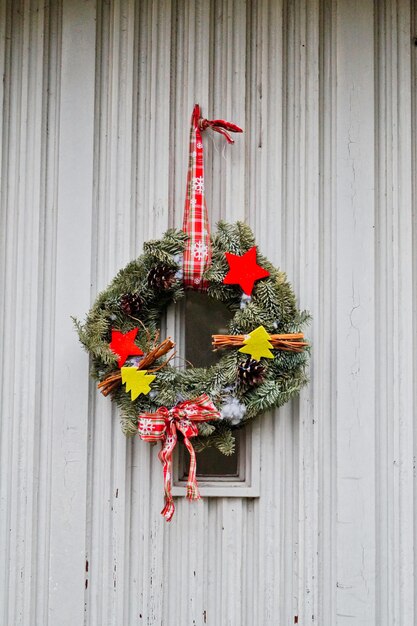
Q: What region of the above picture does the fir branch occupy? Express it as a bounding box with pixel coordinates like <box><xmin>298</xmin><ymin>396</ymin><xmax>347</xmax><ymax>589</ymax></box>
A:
<box><xmin>211</xmin><ymin>426</ymin><xmax>235</xmax><ymax>456</ymax></box>
<box><xmin>197</xmin><ymin>422</ymin><xmax>216</xmax><ymax>437</ymax></box>
<box><xmin>74</xmin><ymin>223</ymin><xmax>310</xmax><ymax>455</ymax></box>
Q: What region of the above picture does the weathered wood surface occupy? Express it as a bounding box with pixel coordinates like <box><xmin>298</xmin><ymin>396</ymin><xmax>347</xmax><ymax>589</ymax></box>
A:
<box><xmin>0</xmin><ymin>1</ymin><xmax>415</xmax><ymax>624</ymax></box>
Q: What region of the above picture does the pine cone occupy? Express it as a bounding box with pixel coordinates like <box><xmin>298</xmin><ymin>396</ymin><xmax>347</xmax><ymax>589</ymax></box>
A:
<box><xmin>147</xmin><ymin>264</ymin><xmax>176</xmax><ymax>290</ymax></box>
<box><xmin>120</xmin><ymin>292</ymin><xmax>142</xmax><ymax>316</ymax></box>
<box><xmin>238</xmin><ymin>357</ymin><xmax>265</xmax><ymax>387</ymax></box>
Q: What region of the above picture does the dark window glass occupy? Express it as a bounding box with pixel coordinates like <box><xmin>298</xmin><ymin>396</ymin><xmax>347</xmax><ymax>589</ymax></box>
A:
<box><xmin>195</xmin><ymin>444</ymin><xmax>239</xmax><ymax>477</ymax></box>
<box><xmin>179</xmin><ymin>292</ymin><xmax>244</xmax><ymax>480</ymax></box>
<box><xmin>184</xmin><ymin>291</ymin><xmax>232</xmax><ymax>367</ymax></box>
<box><xmin>178</xmin><ymin>430</ymin><xmax>245</xmax><ymax>482</ymax></box>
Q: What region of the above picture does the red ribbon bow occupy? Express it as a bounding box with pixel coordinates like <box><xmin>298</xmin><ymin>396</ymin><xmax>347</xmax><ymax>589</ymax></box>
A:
<box><xmin>138</xmin><ymin>394</ymin><xmax>220</xmax><ymax>521</ymax></box>
<box><xmin>198</xmin><ymin>116</ymin><xmax>243</xmax><ymax>144</ymax></box>
<box><xmin>182</xmin><ymin>105</ymin><xmax>243</xmax><ymax>290</ymax></box>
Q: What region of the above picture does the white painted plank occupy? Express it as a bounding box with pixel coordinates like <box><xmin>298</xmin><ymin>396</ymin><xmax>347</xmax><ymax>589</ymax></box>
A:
<box><xmin>47</xmin><ymin>1</ymin><xmax>96</xmax><ymax>623</ymax></box>
<box><xmin>375</xmin><ymin>2</ymin><xmax>414</xmax><ymax>624</ymax></box>
<box><xmin>85</xmin><ymin>2</ymin><xmax>136</xmax><ymax>624</ymax></box>
<box><xmin>0</xmin><ymin>2</ymin><xmax>51</xmax><ymax>624</ymax></box>
<box><xmin>335</xmin><ymin>2</ymin><xmax>377</xmax><ymax>623</ymax></box>
<box><xmin>317</xmin><ymin>1</ymin><xmax>338</xmax><ymax>623</ymax></box>
<box><xmin>281</xmin><ymin>2</ymin><xmax>320</xmax><ymax>624</ymax></box>
<box><xmin>412</xmin><ymin>0</ymin><xmax>417</xmax><ymax>619</ymax></box>
<box><xmin>0</xmin><ymin>1</ymin><xmax>416</xmax><ymax>625</ymax></box>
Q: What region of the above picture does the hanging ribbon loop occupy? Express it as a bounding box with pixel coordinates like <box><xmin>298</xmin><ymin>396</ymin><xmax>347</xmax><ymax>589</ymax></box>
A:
<box><xmin>182</xmin><ymin>104</ymin><xmax>243</xmax><ymax>291</ymax></box>
<box><xmin>198</xmin><ymin>117</ymin><xmax>243</xmax><ymax>144</ymax></box>
<box><xmin>138</xmin><ymin>394</ymin><xmax>220</xmax><ymax>521</ymax></box>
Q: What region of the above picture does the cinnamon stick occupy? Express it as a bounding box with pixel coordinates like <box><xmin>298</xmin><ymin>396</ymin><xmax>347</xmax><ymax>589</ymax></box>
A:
<box><xmin>98</xmin><ymin>337</ymin><xmax>175</xmax><ymax>397</ymax></box>
<box><xmin>212</xmin><ymin>332</ymin><xmax>308</xmax><ymax>353</ymax></box>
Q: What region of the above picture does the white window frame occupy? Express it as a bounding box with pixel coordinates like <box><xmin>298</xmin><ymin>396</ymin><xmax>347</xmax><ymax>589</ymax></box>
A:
<box><xmin>172</xmin><ymin>420</ymin><xmax>260</xmax><ymax>497</ymax></box>
<box><xmin>166</xmin><ymin>301</ymin><xmax>261</xmax><ymax>498</ymax></box>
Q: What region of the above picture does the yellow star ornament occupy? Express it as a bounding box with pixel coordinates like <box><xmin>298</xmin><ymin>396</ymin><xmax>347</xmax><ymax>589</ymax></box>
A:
<box><xmin>238</xmin><ymin>325</ymin><xmax>274</xmax><ymax>361</ymax></box>
<box><xmin>121</xmin><ymin>367</ymin><xmax>156</xmax><ymax>401</ymax></box>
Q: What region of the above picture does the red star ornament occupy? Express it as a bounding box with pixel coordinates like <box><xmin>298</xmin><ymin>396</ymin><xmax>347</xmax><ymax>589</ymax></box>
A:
<box><xmin>223</xmin><ymin>246</ymin><xmax>270</xmax><ymax>296</ymax></box>
<box><xmin>109</xmin><ymin>328</ymin><xmax>144</xmax><ymax>368</ymax></box>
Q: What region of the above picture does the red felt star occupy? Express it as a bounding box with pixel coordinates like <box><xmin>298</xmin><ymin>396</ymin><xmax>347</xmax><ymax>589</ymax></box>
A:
<box><xmin>109</xmin><ymin>328</ymin><xmax>144</xmax><ymax>368</ymax></box>
<box><xmin>223</xmin><ymin>246</ymin><xmax>270</xmax><ymax>295</ymax></box>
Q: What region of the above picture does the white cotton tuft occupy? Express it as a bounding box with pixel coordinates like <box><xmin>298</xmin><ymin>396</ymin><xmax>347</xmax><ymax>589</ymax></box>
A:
<box><xmin>239</xmin><ymin>293</ymin><xmax>252</xmax><ymax>310</ymax></box>
<box><xmin>173</xmin><ymin>253</ymin><xmax>184</xmax><ymax>279</ymax></box>
<box><xmin>220</xmin><ymin>396</ymin><xmax>247</xmax><ymax>425</ymax></box>
<box><xmin>126</xmin><ymin>355</ymin><xmax>143</xmax><ymax>367</ymax></box>
<box><xmin>172</xmin><ymin>253</ymin><xmax>183</xmax><ymax>265</ymax></box>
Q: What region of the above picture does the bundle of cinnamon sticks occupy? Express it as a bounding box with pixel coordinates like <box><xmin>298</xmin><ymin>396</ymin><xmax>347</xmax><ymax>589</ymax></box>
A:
<box><xmin>212</xmin><ymin>332</ymin><xmax>307</xmax><ymax>353</ymax></box>
<box><xmin>98</xmin><ymin>336</ymin><xmax>175</xmax><ymax>397</ymax></box>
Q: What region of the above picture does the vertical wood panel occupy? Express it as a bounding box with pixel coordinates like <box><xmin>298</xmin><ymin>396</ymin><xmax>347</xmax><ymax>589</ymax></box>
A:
<box><xmin>48</xmin><ymin>1</ymin><xmax>95</xmax><ymax>623</ymax></box>
<box><xmin>0</xmin><ymin>1</ymin><xmax>416</xmax><ymax>625</ymax></box>
<box><xmin>131</xmin><ymin>1</ymin><xmax>173</xmax><ymax>623</ymax></box>
<box><xmin>412</xmin><ymin>0</ymin><xmax>417</xmax><ymax>618</ymax></box>
<box><xmin>86</xmin><ymin>2</ymin><xmax>136</xmax><ymax>624</ymax></box>
<box><xmin>0</xmin><ymin>2</ymin><xmax>62</xmax><ymax>624</ymax></box>
<box><xmin>35</xmin><ymin>4</ymin><xmax>62</xmax><ymax>623</ymax></box>
<box><xmin>318</xmin><ymin>0</ymin><xmax>338</xmax><ymax>623</ymax></box>
<box><xmin>375</xmin><ymin>1</ymin><xmax>414</xmax><ymax>624</ymax></box>
<box><xmin>335</xmin><ymin>2</ymin><xmax>376</xmax><ymax>623</ymax></box>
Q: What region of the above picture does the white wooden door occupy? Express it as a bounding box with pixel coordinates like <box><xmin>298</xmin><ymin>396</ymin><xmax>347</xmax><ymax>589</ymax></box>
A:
<box><xmin>1</xmin><ymin>1</ymin><xmax>416</xmax><ymax>624</ymax></box>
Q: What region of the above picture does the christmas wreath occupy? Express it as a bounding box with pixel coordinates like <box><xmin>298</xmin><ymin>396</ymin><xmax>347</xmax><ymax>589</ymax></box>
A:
<box><xmin>75</xmin><ymin>106</ymin><xmax>309</xmax><ymax>520</ymax></box>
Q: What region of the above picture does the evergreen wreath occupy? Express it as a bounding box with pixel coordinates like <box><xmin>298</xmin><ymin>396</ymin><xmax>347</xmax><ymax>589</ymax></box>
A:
<box><xmin>74</xmin><ymin>220</ymin><xmax>310</xmax><ymax>456</ymax></box>
<box><xmin>75</xmin><ymin>105</ymin><xmax>310</xmax><ymax>521</ymax></box>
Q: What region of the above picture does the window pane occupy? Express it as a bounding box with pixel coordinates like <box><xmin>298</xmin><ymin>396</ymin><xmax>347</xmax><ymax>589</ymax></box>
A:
<box><xmin>178</xmin><ymin>431</ymin><xmax>245</xmax><ymax>482</ymax></box>
<box><xmin>196</xmin><ymin>446</ymin><xmax>239</xmax><ymax>477</ymax></box>
<box><xmin>184</xmin><ymin>291</ymin><xmax>232</xmax><ymax>368</ymax></box>
<box><xmin>182</xmin><ymin>291</ymin><xmax>243</xmax><ymax>480</ymax></box>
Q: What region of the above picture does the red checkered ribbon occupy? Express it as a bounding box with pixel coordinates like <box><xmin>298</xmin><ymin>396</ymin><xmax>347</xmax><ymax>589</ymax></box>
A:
<box><xmin>182</xmin><ymin>104</ymin><xmax>243</xmax><ymax>290</ymax></box>
<box><xmin>138</xmin><ymin>394</ymin><xmax>220</xmax><ymax>521</ymax></box>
